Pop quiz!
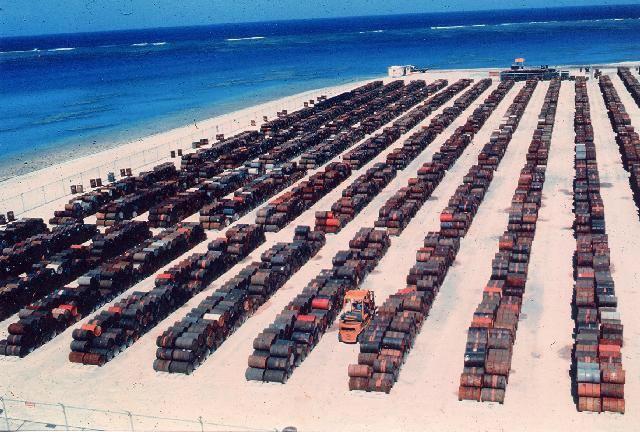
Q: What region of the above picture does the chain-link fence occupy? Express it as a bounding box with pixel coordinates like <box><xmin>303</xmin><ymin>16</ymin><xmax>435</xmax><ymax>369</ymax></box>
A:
<box><xmin>0</xmin><ymin>83</ymin><xmax>359</xmax><ymax>217</ymax></box>
<box><xmin>0</xmin><ymin>396</ymin><xmax>280</xmax><ymax>432</ymax></box>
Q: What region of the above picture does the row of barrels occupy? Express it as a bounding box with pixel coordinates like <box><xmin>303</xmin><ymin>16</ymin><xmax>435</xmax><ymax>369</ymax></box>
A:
<box><xmin>154</xmin><ymin>225</ymin><xmax>325</xmax><ymax>374</ymax></box>
<box><xmin>180</xmin><ymin>132</ymin><xmax>262</xmax><ymax>177</ymax></box>
<box><xmin>259</xmin><ymin>81</ymin><xmax>384</xmax><ymax>135</ymax></box>
<box><xmin>0</xmin><ymin>221</ymin><xmax>97</xmax><ymax>280</ymax></box>
<box><xmin>408</xmin><ymin>80</ymin><xmax>538</xmax><ymax>394</ymax></box>
<box><xmin>0</xmin><ymin>222</ymin><xmax>202</xmax><ymax>357</ymax></box>
<box><xmin>0</xmin><ymin>221</ymin><xmax>149</xmax><ymax>322</ymax></box>
<box><xmin>458</xmin><ymin>79</ymin><xmax>561</xmax><ymax>404</ymax></box>
<box><xmin>314</xmin><ymin>81</ymin><xmax>474</xmax><ymax>234</ymax></box>
<box><xmin>247</xmin><ymin>228</ymin><xmax>391</xmax><ymax>383</ymax></box>
<box><xmin>0</xmin><ymin>218</ymin><xmax>48</xmax><ymax>250</ymax></box>
<box><xmin>342</xmin><ymin>80</ymin><xmax>450</xmax><ymax>170</ymax></box>
<box><xmin>347</xmin><ymin>289</ymin><xmax>431</xmax><ymax>393</ymax></box>
<box><xmin>51</xmin><ymin>162</ymin><xmax>177</xmax><ymax>223</ymax></box>
<box><xmin>259</xmin><ymin>129</ymin><xmax>333</xmax><ymax>168</ymax></box>
<box><xmin>296</xmin><ymin>81</ymin><xmax>427</xmax><ymax>170</ymax></box>
<box><xmin>256</xmin><ymin>162</ymin><xmax>353</xmax><ymax>232</ymax></box>
<box><xmin>315</xmin><ymin>163</ymin><xmax>397</xmax><ymax>233</ymax></box>
<box><xmin>384</xmin><ymin>79</ymin><xmax>474</xmax><ymax>171</ymax></box>
<box><xmin>570</xmin><ymin>77</ymin><xmax>625</xmax><ymax>414</ymax></box>
<box><xmin>599</xmin><ymin>75</ymin><xmax>640</xmax><ymax>219</ymax></box>
<box><xmin>95</xmin><ymin>179</ymin><xmax>185</xmax><ymax>226</ymax></box>
<box><xmin>200</xmin><ymin>163</ymin><xmax>306</xmax><ymax>230</ymax></box>
<box><xmin>617</xmin><ymin>67</ymin><xmax>640</xmax><ymax>108</ymax></box>
<box><xmin>67</xmin><ymin>223</ymin><xmax>226</xmax><ymax>366</ymax></box>
<box><xmin>348</xmin><ymin>79</ymin><xmax>535</xmax><ymax>394</ymax></box>
<box><xmin>376</xmin><ymin>78</ymin><xmax>501</xmax><ymax>235</ymax></box>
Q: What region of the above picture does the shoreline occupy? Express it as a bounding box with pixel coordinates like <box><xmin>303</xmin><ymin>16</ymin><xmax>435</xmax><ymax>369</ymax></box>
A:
<box><xmin>0</xmin><ymin>75</ymin><xmax>376</xmax><ymax>182</ymax></box>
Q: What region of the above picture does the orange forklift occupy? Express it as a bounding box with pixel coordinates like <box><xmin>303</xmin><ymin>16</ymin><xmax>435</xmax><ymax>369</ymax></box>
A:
<box><xmin>338</xmin><ymin>290</ymin><xmax>376</xmax><ymax>344</ymax></box>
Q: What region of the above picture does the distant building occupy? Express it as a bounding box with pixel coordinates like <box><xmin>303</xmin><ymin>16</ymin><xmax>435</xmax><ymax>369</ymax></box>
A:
<box><xmin>388</xmin><ymin>65</ymin><xmax>429</xmax><ymax>77</ymax></box>
<box><xmin>388</xmin><ymin>65</ymin><xmax>412</xmax><ymax>77</ymax></box>
<box><xmin>500</xmin><ymin>58</ymin><xmax>561</xmax><ymax>81</ymax></box>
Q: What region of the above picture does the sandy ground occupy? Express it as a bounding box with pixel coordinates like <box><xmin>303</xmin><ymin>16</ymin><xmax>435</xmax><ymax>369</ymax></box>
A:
<box><xmin>1</xmin><ymin>69</ymin><xmax>640</xmax><ymax>431</ymax></box>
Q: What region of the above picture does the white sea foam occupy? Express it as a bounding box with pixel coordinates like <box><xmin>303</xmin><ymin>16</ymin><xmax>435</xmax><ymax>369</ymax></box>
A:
<box><xmin>430</xmin><ymin>25</ymin><xmax>466</xmax><ymax>30</ymax></box>
<box><xmin>151</xmin><ymin>42</ymin><xmax>167</xmax><ymax>46</ymax></box>
<box><xmin>0</xmin><ymin>48</ymin><xmax>39</xmax><ymax>54</ymax></box>
<box><xmin>48</xmin><ymin>47</ymin><xmax>75</xmax><ymax>52</ymax></box>
<box><xmin>225</xmin><ymin>36</ymin><xmax>266</xmax><ymax>41</ymax></box>
<box><xmin>131</xmin><ymin>43</ymin><xmax>149</xmax><ymax>47</ymax></box>
<box><xmin>358</xmin><ymin>29</ymin><xmax>385</xmax><ymax>34</ymax></box>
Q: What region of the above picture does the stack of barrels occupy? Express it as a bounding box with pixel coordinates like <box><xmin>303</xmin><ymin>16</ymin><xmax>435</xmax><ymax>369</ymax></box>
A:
<box><xmin>180</xmin><ymin>132</ymin><xmax>261</xmax><ymax>176</ymax></box>
<box><xmin>601</xmin><ymin>73</ymin><xmax>640</xmax><ymax>217</ymax></box>
<box><xmin>0</xmin><ymin>218</ymin><xmax>48</xmax><ymax>249</ymax></box>
<box><xmin>0</xmin><ymin>223</ymin><xmax>206</xmax><ymax>358</ymax></box>
<box><xmin>256</xmin><ymin>162</ymin><xmax>352</xmax><ymax>232</ymax></box>
<box><xmin>348</xmin><ymin>289</ymin><xmax>429</xmax><ymax>393</ymax></box>
<box><xmin>200</xmin><ymin>163</ymin><xmax>305</xmax><ymax>230</ymax></box>
<box><xmin>617</xmin><ymin>67</ymin><xmax>640</xmax><ymax>106</ymax></box>
<box><xmin>148</xmin><ymin>189</ymin><xmax>208</xmax><ymax>228</ymax></box>
<box><xmin>0</xmin><ymin>266</ymin><xmax>61</xmax><ymax>322</ymax></box>
<box><xmin>246</xmin><ymin>228</ymin><xmax>390</xmax><ymax>383</ymax></box>
<box><xmin>68</xmin><ymin>224</ymin><xmax>211</xmax><ymax>366</ymax></box>
<box><xmin>50</xmin><ymin>163</ymin><xmax>177</xmax><ymax>224</ymax></box>
<box><xmin>571</xmin><ymin>77</ymin><xmax>625</xmax><ymax>414</ymax></box>
<box><xmin>0</xmin><ymin>221</ymin><xmax>97</xmax><ymax>280</ymax></box>
<box><xmin>315</xmin><ymin>163</ymin><xmax>396</xmax><ymax>234</ymax></box>
<box><xmin>259</xmin><ymin>129</ymin><xmax>333</xmax><ymax>167</ymax></box>
<box><xmin>95</xmin><ymin>181</ymin><xmax>179</xmax><ymax>226</ymax></box>
<box><xmin>89</xmin><ymin>221</ymin><xmax>150</xmax><ymax>260</ymax></box>
<box><xmin>154</xmin><ymin>226</ymin><xmax>324</xmax><ymax>374</ymax></box>
<box><xmin>458</xmin><ymin>79</ymin><xmax>560</xmax><ymax>404</ymax></box>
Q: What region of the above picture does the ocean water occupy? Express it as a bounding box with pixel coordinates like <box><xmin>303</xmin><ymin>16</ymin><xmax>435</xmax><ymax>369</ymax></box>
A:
<box><xmin>1</xmin><ymin>5</ymin><xmax>640</xmax><ymax>169</ymax></box>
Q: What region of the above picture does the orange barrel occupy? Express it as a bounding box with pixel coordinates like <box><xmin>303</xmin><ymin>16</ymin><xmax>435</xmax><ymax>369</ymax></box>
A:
<box><xmin>311</xmin><ymin>297</ymin><xmax>331</xmax><ymax>310</ymax></box>
<box><xmin>81</xmin><ymin>324</ymin><xmax>102</xmax><ymax>337</ymax></box>
<box><xmin>577</xmin><ymin>383</ymin><xmax>601</xmax><ymax>398</ymax></box>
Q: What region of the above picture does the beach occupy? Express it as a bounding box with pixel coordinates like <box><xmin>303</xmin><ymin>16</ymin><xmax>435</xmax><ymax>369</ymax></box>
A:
<box><xmin>1</xmin><ymin>64</ymin><xmax>640</xmax><ymax>431</ymax></box>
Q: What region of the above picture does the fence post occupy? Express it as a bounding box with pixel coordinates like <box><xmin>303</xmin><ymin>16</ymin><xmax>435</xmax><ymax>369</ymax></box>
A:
<box><xmin>1</xmin><ymin>397</ymin><xmax>10</xmax><ymax>432</ymax></box>
<box><xmin>125</xmin><ymin>411</ymin><xmax>134</xmax><ymax>432</ymax></box>
<box><xmin>198</xmin><ymin>416</ymin><xmax>204</xmax><ymax>432</ymax></box>
<box><xmin>58</xmin><ymin>403</ymin><xmax>69</xmax><ymax>431</ymax></box>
